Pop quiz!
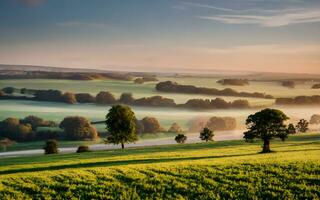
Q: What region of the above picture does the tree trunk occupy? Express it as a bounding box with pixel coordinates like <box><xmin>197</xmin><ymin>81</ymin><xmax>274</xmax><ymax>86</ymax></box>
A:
<box><xmin>262</xmin><ymin>139</ymin><xmax>271</xmax><ymax>153</ymax></box>
<box><xmin>121</xmin><ymin>143</ymin><xmax>124</xmax><ymax>149</ymax></box>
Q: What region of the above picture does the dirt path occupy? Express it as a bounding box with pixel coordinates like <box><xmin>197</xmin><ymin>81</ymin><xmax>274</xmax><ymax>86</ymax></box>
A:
<box><xmin>0</xmin><ymin>130</ymin><xmax>244</xmax><ymax>158</ymax></box>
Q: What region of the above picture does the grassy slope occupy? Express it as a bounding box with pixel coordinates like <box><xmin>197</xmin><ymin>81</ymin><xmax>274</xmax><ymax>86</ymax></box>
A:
<box><xmin>0</xmin><ymin>133</ymin><xmax>319</xmax><ymax>199</ymax></box>
<box><xmin>0</xmin><ymin>132</ymin><xmax>177</xmax><ymax>152</ymax></box>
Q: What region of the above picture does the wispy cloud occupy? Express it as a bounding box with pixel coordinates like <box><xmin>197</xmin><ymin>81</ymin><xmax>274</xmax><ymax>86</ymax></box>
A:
<box><xmin>198</xmin><ymin>9</ymin><xmax>320</xmax><ymax>27</ymax></box>
<box><xmin>179</xmin><ymin>1</ymin><xmax>320</xmax><ymax>27</ymax></box>
<box><xmin>56</xmin><ymin>21</ymin><xmax>109</xmax><ymax>29</ymax></box>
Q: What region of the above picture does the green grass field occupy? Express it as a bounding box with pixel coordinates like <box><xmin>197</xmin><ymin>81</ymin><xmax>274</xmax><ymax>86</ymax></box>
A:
<box><xmin>0</xmin><ymin>133</ymin><xmax>319</xmax><ymax>199</ymax></box>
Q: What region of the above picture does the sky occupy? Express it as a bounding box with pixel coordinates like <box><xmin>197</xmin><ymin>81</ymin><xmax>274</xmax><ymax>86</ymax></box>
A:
<box><xmin>0</xmin><ymin>0</ymin><xmax>320</xmax><ymax>74</ymax></box>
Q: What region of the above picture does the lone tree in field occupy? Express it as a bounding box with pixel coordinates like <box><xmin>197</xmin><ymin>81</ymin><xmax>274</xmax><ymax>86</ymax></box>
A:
<box><xmin>43</xmin><ymin>140</ymin><xmax>59</xmax><ymax>154</ymax></box>
<box><xmin>244</xmin><ymin>108</ymin><xmax>289</xmax><ymax>153</ymax></box>
<box><xmin>105</xmin><ymin>105</ymin><xmax>138</xmax><ymax>149</ymax></box>
<box><xmin>199</xmin><ymin>127</ymin><xmax>214</xmax><ymax>142</ymax></box>
<box><xmin>296</xmin><ymin>119</ymin><xmax>309</xmax><ymax>133</ymax></box>
<box><xmin>175</xmin><ymin>134</ymin><xmax>187</xmax><ymax>144</ymax></box>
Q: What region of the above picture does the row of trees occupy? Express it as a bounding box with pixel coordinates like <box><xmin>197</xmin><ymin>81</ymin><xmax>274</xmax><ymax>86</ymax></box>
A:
<box><xmin>2</xmin><ymin>87</ymin><xmax>253</xmax><ymax>110</ymax></box>
<box><xmin>0</xmin><ymin>116</ymin><xmax>98</xmax><ymax>142</ymax></box>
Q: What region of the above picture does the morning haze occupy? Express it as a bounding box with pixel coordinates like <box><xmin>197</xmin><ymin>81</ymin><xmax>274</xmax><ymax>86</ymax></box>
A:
<box><xmin>0</xmin><ymin>0</ymin><xmax>319</xmax><ymax>199</ymax></box>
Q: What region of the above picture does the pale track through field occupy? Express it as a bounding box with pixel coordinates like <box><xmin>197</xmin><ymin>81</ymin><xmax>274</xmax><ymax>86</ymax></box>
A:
<box><xmin>0</xmin><ymin>130</ymin><xmax>244</xmax><ymax>158</ymax></box>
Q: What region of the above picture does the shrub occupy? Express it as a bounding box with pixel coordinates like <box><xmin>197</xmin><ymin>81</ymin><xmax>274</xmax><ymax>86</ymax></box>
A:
<box><xmin>20</xmin><ymin>115</ymin><xmax>44</xmax><ymax>130</ymax></box>
<box><xmin>96</xmin><ymin>91</ymin><xmax>117</xmax><ymax>104</ymax></box>
<box><xmin>75</xmin><ymin>93</ymin><xmax>96</xmax><ymax>103</ymax></box>
<box><xmin>206</xmin><ymin>117</ymin><xmax>236</xmax><ymax>131</ymax></box>
<box><xmin>139</xmin><ymin>117</ymin><xmax>162</xmax><ymax>134</ymax></box>
<box><xmin>2</xmin><ymin>87</ymin><xmax>16</xmax><ymax>94</ymax></box>
<box><xmin>168</xmin><ymin>123</ymin><xmax>183</xmax><ymax>133</ymax></box>
<box><xmin>62</xmin><ymin>92</ymin><xmax>77</xmax><ymax>104</ymax></box>
<box><xmin>76</xmin><ymin>145</ymin><xmax>90</xmax><ymax>153</ymax></box>
<box><xmin>0</xmin><ymin>118</ymin><xmax>34</xmax><ymax>142</ymax></box>
<box><xmin>175</xmin><ymin>134</ymin><xmax>187</xmax><ymax>144</ymax></box>
<box><xmin>60</xmin><ymin>116</ymin><xmax>98</xmax><ymax>140</ymax></box>
<box><xmin>43</xmin><ymin>140</ymin><xmax>58</xmax><ymax>154</ymax></box>
<box><xmin>310</xmin><ymin>114</ymin><xmax>320</xmax><ymax>124</ymax></box>
<box><xmin>119</xmin><ymin>93</ymin><xmax>134</xmax><ymax>104</ymax></box>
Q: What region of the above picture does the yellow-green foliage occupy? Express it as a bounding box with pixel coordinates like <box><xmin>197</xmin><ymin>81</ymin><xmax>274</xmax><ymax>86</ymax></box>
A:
<box><xmin>0</xmin><ymin>134</ymin><xmax>319</xmax><ymax>199</ymax></box>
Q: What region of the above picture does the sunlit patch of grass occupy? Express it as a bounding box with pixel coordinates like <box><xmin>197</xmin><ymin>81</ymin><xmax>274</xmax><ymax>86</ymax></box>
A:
<box><xmin>0</xmin><ymin>133</ymin><xmax>319</xmax><ymax>199</ymax></box>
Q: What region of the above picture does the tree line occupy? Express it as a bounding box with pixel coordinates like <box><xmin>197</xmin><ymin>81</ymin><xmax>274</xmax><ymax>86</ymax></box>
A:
<box><xmin>1</xmin><ymin>87</ymin><xmax>252</xmax><ymax>109</ymax></box>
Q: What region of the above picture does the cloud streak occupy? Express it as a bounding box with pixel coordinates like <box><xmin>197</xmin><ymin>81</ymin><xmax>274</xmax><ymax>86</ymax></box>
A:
<box><xmin>180</xmin><ymin>1</ymin><xmax>320</xmax><ymax>27</ymax></box>
<box><xmin>198</xmin><ymin>9</ymin><xmax>320</xmax><ymax>27</ymax></box>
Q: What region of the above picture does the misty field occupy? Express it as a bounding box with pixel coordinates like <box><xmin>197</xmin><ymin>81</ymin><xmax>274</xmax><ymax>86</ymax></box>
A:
<box><xmin>1</xmin><ymin>78</ymin><xmax>320</xmax><ymax>126</ymax></box>
<box><xmin>0</xmin><ymin>133</ymin><xmax>319</xmax><ymax>199</ymax></box>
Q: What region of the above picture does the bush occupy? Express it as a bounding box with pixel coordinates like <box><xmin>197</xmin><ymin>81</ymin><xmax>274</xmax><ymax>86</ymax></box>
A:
<box><xmin>168</xmin><ymin>123</ymin><xmax>183</xmax><ymax>133</ymax></box>
<box><xmin>62</xmin><ymin>92</ymin><xmax>77</xmax><ymax>104</ymax></box>
<box><xmin>20</xmin><ymin>115</ymin><xmax>44</xmax><ymax>130</ymax></box>
<box><xmin>310</xmin><ymin>114</ymin><xmax>320</xmax><ymax>124</ymax></box>
<box><xmin>2</xmin><ymin>87</ymin><xmax>16</xmax><ymax>94</ymax></box>
<box><xmin>75</xmin><ymin>93</ymin><xmax>96</xmax><ymax>103</ymax></box>
<box><xmin>206</xmin><ymin>117</ymin><xmax>237</xmax><ymax>131</ymax></box>
<box><xmin>0</xmin><ymin>118</ymin><xmax>35</xmax><ymax>142</ymax></box>
<box><xmin>139</xmin><ymin>117</ymin><xmax>162</xmax><ymax>134</ymax></box>
<box><xmin>175</xmin><ymin>134</ymin><xmax>187</xmax><ymax>144</ymax></box>
<box><xmin>119</xmin><ymin>93</ymin><xmax>134</xmax><ymax>104</ymax></box>
<box><xmin>60</xmin><ymin>116</ymin><xmax>98</xmax><ymax>140</ymax></box>
<box><xmin>76</xmin><ymin>145</ymin><xmax>90</xmax><ymax>153</ymax></box>
<box><xmin>43</xmin><ymin>140</ymin><xmax>58</xmax><ymax>154</ymax></box>
<box><xmin>96</xmin><ymin>91</ymin><xmax>117</xmax><ymax>104</ymax></box>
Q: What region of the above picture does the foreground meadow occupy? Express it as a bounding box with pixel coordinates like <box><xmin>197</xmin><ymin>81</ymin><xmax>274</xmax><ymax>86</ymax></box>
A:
<box><xmin>0</xmin><ymin>133</ymin><xmax>319</xmax><ymax>199</ymax></box>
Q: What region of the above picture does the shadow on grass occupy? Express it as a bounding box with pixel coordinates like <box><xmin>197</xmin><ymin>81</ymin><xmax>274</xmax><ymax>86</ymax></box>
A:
<box><xmin>0</xmin><ymin>153</ymin><xmax>258</xmax><ymax>175</ymax></box>
<box><xmin>1</xmin><ymin>148</ymin><xmax>319</xmax><ymax>175</ymax></box>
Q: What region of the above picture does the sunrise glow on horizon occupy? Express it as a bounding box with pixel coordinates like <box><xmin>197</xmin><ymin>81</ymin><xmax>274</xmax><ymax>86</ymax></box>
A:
<box><xmin>1</xmin><ymin>0</ymin><xmax>320</xmax><ymax>74</ymax></box>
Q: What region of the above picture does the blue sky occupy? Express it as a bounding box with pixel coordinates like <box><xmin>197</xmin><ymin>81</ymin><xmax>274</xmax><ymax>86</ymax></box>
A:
<box><xmin>0</xmin><ymin>0</ymin><xmax>320</xmax><ymax>73</ymax></box>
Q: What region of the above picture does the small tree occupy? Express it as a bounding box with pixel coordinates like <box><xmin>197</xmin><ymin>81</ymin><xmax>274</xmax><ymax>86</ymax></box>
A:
<box><xmin>175</xmin><ymin>134</ymin><xmax>187</xmax><ymax>144</ymax></box>
<box><xmin>244</xmin><ymin>108</ymin><xmax>289</xmax><ymax>153</ymax></box>
<box><xmin>287</xmin><ymin>123</ymin><xmax>296</xmax><ymax>135</ymax></box>
<box><xmin>105</xmin><ymin>105</ymin><xmax>138</xmax><ymax>149</ymax></box>
<box><xmin>199</xmin><ymin>127</ymin><xmax>214</xmax><ymax>142</ymax></box>
<box><xmin>296</xmin><ymin>119</ymin><xmax>309</xmax><ymax>133</ymax></box>
<box><xmin>43</xmin><ymin>140</ymin><xmax>58</xmax><ymax>154</ymax></box>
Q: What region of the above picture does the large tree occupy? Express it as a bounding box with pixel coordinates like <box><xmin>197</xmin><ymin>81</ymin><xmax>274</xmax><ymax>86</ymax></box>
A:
<box><xmin>105</xmin><ymin>105</ymin><xmax>138</xmax><ymax>149</ymax></box>
<box><xmin>244</xmin><ymin>108</ymin><xmax>289</xmax><ymax>153</ymax></box>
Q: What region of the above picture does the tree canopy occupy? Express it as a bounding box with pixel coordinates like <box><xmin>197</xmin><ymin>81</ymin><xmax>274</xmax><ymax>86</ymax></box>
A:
<box><xmin>60</xmin><ymin>116</ymin><xmax>98</xmax><ymax>140</ymax></box>
<box><xmin>244</xmin><ymin>108</ymin><xmax>289</xmax><ymax>153</ymax></box>
<box><xmin>199</xmin><ymin>127</ymin><xmax>214</xmax><ymax>142</ymax></box>
<box><xmin>105</xmin><ymin>105</ymin><xmax>138</xmax><ymax>149</ymax></box>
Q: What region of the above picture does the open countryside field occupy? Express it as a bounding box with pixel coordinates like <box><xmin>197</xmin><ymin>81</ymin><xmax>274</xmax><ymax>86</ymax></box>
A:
<box><xmin>1</xmin><ymin>78</ymin><xmax>320</xmax><ymax>130</ymax></box>
<box><xmin>0</xmin><ymin>133</ymin><xmax>319</xmax><ymax>199</ymax></box>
